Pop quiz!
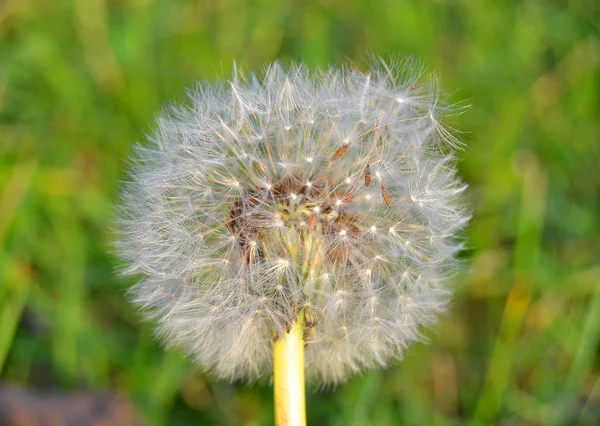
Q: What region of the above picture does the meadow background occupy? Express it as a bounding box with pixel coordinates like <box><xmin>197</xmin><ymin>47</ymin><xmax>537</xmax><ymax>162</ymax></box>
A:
<box><xmin>1</xmin><ymin>0</ymin><xmax>599</xmax><ymax>424</ymax></box>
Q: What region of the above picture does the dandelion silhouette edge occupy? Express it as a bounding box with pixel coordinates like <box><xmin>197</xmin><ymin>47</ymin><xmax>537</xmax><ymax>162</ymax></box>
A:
<box><xmin>116</xmin><ymin>58</ymin><xmax>469</xmax><ymax>385</ymax></box>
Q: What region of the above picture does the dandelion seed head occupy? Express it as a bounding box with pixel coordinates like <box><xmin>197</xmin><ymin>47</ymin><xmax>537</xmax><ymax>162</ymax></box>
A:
<box><xmin>116</xmin><ymin>58</ymin><xmax>469</xmax><ymax>385</ymax></box>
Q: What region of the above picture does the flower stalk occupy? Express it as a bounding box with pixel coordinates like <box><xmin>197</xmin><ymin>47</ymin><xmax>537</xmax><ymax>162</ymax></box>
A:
<box><xmin>274</xmin><ymin>312</ymin><xmax>306</xmax><ymax>426</ymax></box>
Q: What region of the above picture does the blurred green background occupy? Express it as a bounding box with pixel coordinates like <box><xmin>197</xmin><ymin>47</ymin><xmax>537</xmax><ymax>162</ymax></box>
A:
<box><xmin>1</xmin><ymin>0</ymin><xmax>599</xmax><ymax>424</ymax></box>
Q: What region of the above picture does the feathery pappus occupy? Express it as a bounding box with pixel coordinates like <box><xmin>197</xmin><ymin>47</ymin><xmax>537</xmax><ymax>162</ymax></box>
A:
<box><xmin>116</xmin><ymin>58</ymin><xmax>469</xmax><ymax>385</ymax></box>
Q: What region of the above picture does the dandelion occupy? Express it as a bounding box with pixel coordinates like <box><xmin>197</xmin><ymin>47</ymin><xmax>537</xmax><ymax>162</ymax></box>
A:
<box><xmin>116</xmin><ymin>58</ymin><xmax>469</xmax><ymax>425</ymax></box>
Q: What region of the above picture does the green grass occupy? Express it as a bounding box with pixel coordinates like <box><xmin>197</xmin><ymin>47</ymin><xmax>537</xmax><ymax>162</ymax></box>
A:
<box><xmin>1</xmin><ymin>0</ymin><xmax>599</xmax><ymax>424</ymax></box>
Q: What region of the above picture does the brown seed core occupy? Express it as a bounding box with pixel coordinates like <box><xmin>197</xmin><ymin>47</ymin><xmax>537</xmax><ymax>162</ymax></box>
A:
<box><xmin>228</xmin><ymin>175</ymin><xmax>362</xmax><ymax>265</ymax></box>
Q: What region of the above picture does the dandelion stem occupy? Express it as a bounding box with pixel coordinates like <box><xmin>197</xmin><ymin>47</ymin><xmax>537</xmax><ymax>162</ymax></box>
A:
<box><xmin>274</xmin><ymin>311</ymin><xmax>306</xmax><ymax>426</ymax></box>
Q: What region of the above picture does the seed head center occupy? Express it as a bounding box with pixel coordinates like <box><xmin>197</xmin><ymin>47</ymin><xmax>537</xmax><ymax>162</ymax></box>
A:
<box><xmin>229</xmin><ymin>175</ymin><xmax>360</xmax><ymax>265</ymax></box>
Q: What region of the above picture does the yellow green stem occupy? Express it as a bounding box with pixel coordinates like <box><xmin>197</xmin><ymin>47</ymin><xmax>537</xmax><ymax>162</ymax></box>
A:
<box><xmin>273</xmin><ymin>312</ymin><xmax>306</xmax><ymax>426</ymax></box>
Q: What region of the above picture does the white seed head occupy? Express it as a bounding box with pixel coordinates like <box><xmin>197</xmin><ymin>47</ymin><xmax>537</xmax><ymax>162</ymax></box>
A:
<box><xmin>116</xmin><ymin>58</ymin><xmax>469</xmax><ymax>385</ymax></box>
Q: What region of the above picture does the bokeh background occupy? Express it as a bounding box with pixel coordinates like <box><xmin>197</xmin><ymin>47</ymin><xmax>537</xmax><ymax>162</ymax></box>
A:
<box><xmin>1</xmin><ymin>0</ymin><xmax>599</xmax><ymax>425</ymax></box>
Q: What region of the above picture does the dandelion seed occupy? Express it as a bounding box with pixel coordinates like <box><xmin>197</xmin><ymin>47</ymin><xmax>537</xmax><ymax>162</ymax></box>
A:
<box><xmin>381</xmin><ymin>182</ymin><xmax>392</xmax><ymax>208</ymax></box>
<box><xmin>116</xmin><ymin>58</ymin><xmax>469</xmax><ymax>389</ymax></box>
<box><xmin>364</xmin><ymin>164</ymin><xmax>372</xmax><ymax>187</ymax></box>
<box><xmin>330</xmin><ymin>142</ymin><xmax>350</xmax><ymax>162</ymax></box>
